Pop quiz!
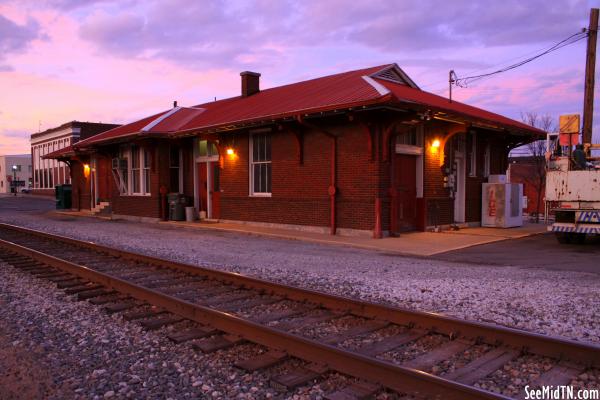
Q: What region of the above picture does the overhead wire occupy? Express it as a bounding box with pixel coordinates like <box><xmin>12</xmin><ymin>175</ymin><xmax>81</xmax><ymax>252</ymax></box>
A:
<box><xmin>453</xmin><ymin>30</ymin><xmax>589</xmax><ymax>88</ymax></box>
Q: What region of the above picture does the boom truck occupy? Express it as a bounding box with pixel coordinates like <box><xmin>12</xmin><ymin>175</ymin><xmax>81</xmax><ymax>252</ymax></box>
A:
<box><xmin>545</xmin><ymin>134</ymin><xmax>600</xmax><ymax>243</ymax></box>
<box><xmin>545</xmin><ymin>7</ymin><xmax>600</xmax><ymax>244</ymax></box>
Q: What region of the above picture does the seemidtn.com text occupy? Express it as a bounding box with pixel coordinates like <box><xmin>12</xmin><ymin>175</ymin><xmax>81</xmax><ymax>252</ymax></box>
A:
<box><xmin>524</xmin><ymin>385</ymin><xmax>599</xmax><ymax>400</ymax></box>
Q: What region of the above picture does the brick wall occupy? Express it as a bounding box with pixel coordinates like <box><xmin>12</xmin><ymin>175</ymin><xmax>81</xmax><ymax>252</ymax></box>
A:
<box><xmin>219</xmin><ymin>120</ymin><xmax>380</xmax><ymax>231</ymax></box>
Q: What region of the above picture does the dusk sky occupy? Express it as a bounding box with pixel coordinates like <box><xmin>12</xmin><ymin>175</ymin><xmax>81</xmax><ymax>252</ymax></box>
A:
<box><xmin>1</xmin><ymin>0</ymin><xmax>600</xmax><ymax>155</ymax></box>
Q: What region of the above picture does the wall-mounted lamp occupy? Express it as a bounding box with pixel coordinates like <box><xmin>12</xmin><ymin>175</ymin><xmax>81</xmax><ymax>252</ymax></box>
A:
<box><xmin>83</xmin><ymin>164</ymin><xmax>91</xmax><ymax>178</ymax></box>
<box><xmin>431</xmin><ymin>139</ymin><xmax>440</xmax><ymax>149</ymax></box>
<box><xmin>226</xmin><ymin>147</ymin><xmax>237</xmax><ymax>161</ymax></box>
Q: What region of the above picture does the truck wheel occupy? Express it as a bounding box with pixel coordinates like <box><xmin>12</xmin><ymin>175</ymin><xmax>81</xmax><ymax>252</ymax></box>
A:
<box><xmin>573</xmin><ymin>233</ymin><xmax>587</xmax><ymax>244</ymax></box>
<box><xmin>555</xmin><ymin>232</ymin><xmax>571</xmax><ymax>244</ymax></box>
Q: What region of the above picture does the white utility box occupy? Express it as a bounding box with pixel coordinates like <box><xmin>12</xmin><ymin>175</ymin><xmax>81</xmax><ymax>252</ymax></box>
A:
<box><xmin>488</xmin><ymin>174</ymin><xmax>508</xmax><ymax>184</ymax></box>
<box><xmin>481</xmin><ymin>183</ymin><xmax>523</xmax><ymax>227</ymax></box>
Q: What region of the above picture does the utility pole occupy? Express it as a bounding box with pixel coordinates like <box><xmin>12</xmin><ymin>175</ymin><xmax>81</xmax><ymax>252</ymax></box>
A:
<box><xmin>448</xmin><ymin>70</ymin><xmax>457</xmax><ymax>103</ymax></box>
<box><xmin>583</xmin><ymin>8</ymin><xmax>598</xmax><ymax>147</ymax></box>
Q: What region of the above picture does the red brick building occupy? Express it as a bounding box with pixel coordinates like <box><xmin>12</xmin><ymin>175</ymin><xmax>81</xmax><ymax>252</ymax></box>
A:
<box><xmin>508</xmin><ymin>156</ymin><xmax>546</xmax><ymax>217</ymax></box>
<box><xmin>46</xmin><ymin>64</ymin><xmax>542</xmax><ymax>236</ymax></box>
<box><xmin>31</xmin><ymin>121</ymin><xmax>120</xmax><ymax>196</ymax></box>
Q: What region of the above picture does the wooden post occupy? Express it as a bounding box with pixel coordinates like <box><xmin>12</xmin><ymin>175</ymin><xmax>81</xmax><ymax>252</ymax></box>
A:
<box><xmin>583</xmin><ymin>8</ymin><xmax>598</xmax><ymax>147</ymax></box>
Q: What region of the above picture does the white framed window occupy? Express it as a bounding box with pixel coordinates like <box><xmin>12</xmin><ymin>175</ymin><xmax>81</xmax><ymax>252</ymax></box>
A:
<box><xmin>483</xmin><ymin>143</ymin><xmax>491</xmax><ymax>178</ymax></box>
<box><xmin>131</xmin><ymin>145</ymin><xmax>141</xmax><ymax>194</ymax></box>
<box><xmin>114</xmin><ymin>145</ymin><xmax>150</xmax><ymax>196</ymax></box>
<box><xmin>143</xmin><ymin>148</ymin><xmax>151</xmax><ymax>194</ymax></box>
<box><xmin>469</xmin><ymin>132</ymin><xmax>477</xmax><ymax>177</ymax></box>
<box><xmin>249</xmin><ymin>132</ymin><xmax>271</xmax><ymax>196</ymax></box>
<box><xmin>169</xmin><ymin>146</ymin><xmax>183</xmax><ymax>193</ymax></box>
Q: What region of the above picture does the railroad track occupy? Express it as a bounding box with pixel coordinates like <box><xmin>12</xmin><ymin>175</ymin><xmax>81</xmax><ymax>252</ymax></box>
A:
<box><xmin>0</xmin><ymin>222</ymin><xmax>597</xmax><ymax>400</ymax></box>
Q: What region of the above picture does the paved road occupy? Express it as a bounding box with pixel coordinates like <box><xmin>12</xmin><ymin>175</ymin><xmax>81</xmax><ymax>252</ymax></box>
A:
<box><xmin>437</xmin><ymin>232</ymin><xmax>600</xmax><ymax>273</ymax></box>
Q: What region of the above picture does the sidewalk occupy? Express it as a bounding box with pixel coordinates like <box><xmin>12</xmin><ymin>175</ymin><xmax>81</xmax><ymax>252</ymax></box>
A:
<box><xmin>160</xmin><ymin>220</ymin><xmax>548</xmax><ymax>257</ymax></box>
<box><xmin>50</xmin><ymin>208</ymin><xmax>548</xmax><ymax>257</ymax></box>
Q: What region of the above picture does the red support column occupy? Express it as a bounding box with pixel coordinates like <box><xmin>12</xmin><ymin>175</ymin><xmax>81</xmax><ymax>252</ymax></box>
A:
<box><xmin>373</xmin><ymin>197</ymin><xmax>382</xmax><ymax>238</ymax></box>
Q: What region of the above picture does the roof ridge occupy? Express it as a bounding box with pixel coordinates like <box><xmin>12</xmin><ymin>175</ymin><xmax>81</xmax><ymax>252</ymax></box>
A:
<box><xmin>192</xmin><ymin>63</ymin><xmax>393</xmax><ymax>108</ymax></box>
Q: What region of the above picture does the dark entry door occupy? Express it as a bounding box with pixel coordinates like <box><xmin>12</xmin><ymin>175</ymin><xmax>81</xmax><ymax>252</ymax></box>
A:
<box><xmin>210</xmin><ymin>161</ymin><xmax>220</xmax><ymax>219</ymax></box>
<box><xmin>394</xmin><ymin>154</ymin><xmax>417</xmax><ymax>231</ymax></box>
<box><xmin>198</xmin><ymin>162</ymin><xmax>208</xmax><ymax>215</ymax></box>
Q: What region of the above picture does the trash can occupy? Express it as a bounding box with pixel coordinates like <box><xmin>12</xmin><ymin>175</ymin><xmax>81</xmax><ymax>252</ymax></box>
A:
<box><xmin>185</xmin><ymin>206</ymin><xmax>197</xmax><ymax>222</ymax></box>
<box><xmin>168</xmin><ymin>193</ymin><xmax>187</xmax><ymax>221</ymax></box>
<box><xmin>55</xmin><ymin>184</ymin><xmax>72</xmax><ymax>209</ymax></box>
<box><xmin>62</xmin><ymin>184</ymin><xmax>72</xmax><ymax>209</ymax></box>
<box><xmin>55</xmin><ymin>185</ymin><xmax>63</xmax><ymax>209</ymax></box>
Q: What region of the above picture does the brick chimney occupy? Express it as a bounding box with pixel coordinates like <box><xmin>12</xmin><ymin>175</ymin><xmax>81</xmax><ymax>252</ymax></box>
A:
<box><xmin>240</xmin><ymin>71</ymin><xmax>261</xmax><ymax>97</ymax></box>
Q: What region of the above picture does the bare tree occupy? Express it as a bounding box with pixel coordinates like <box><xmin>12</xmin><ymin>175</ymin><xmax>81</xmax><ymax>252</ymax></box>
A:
<box><xmin>519</xmin><ymin>112</ymin><xmax>556</xmax><ymax>223</ymax></box>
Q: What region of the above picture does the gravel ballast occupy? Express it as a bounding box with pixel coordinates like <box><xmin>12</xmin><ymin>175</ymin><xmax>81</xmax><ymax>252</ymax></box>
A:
<box><xmin>0</xmin><ymin>203</ymin><xmax>597</xmax><ymax>345</ymax></box>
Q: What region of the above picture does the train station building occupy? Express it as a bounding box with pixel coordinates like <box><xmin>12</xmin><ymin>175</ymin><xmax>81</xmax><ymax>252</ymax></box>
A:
<box><xmin>45</xmin><ymin>64</ymin><xmax>542</xmax><ymax>236</ymax></box>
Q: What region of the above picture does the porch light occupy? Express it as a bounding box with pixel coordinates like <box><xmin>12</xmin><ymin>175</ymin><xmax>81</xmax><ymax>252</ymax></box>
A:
<box><xmin>83</xmin><ymin>164</ymin><xmax>90</xmax><ymax>178</ymax></box>
<box><xmin>431</xmin><ymin>139</ymin><xmax>441</xmax><ymax>149</ymax></box>
<box><xmin>226</xmin><ymin>148</ymin><xmax>235</xmax><ymax>156</ymax></box>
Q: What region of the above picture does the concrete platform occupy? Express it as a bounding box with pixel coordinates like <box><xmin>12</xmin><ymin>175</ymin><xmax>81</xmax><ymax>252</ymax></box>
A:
<box><xmin>160</xmin><ymin>220</ymin><xmax>548</xmax><ymax>257</ymax></box>
<box><xmin>49</xmin><ymin>208</ymin><xmax>547</xmax><ymax>257</ymax></box>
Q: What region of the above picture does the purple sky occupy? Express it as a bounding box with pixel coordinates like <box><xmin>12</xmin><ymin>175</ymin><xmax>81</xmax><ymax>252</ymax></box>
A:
<box><xmin>1</xmin><ymin>0</ymin><xmax>599</xmax><ymax>154</ymax></box>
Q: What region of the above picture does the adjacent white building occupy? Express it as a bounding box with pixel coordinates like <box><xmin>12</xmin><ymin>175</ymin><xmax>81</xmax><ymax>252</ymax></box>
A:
<box><xmin>0</xmin><ymin>154</ymin><xmax>32</xmax><ymax>193</ymax></box>
<box><xmin>30</xmin><ymin>121</ymin><xmax>119</xmax><ymax>195</ymax></box>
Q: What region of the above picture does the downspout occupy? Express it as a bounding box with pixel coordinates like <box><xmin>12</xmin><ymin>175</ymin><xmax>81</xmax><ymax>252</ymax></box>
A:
<box><xmin>329</xmin><ymin>136</ymin><xmax>337</xmax><ymax>235</ymax></box>
<box><xmin>296</xmin><ymin>117</ymin><xmax>337</xmax><ymax>235</ymax></box>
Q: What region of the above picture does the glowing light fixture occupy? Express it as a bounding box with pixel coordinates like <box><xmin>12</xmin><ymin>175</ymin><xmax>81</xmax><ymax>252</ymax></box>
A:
<box><xmin>226</xmin><ymin>148</ymin><xmax>235</xmax><ymax>156</ymax></box>
<box><xmin>431</xmin><ymin>139</ymin><xmax>440</xmax><ymax>148</ymax></box>
<box><xmin>83</xmin><ymin>164</ymin><xmax>91</xmax><ymax>178</ymax></box>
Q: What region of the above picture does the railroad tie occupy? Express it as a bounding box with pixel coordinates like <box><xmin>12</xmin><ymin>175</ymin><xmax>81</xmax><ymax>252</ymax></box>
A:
<box><xmin>528</xmin><ymin>362</ymin><xmax>583</xmax><ymax>389</ymax></box>
<box><xmin>35</xmin><ymin>272</ymin><xmax>71</xmax><ymax>279</ymax></box>
<box><xmin>355</xmin><ymin>330</ymin><xmax>426</xmax><ymax>357</ymax></box>
<box><xmin>235</xmin><ymin>350</ymin><xmax>288</xmax><ymax>372</ymax></box>
<box><xmin>192</xmin><ymin>334</ymin><xmax>243</xmax><ymax>353</ymax></box>
<box><xmin>320</xmin><ymin>320</ymin><xmax>389</xmax><ymax>345</ymax></box>
<box><xmin>56</xmin><ymin>279</ymin><xmax>87</xmax><ymax>289</ymax></box>
<box><xmin>104</xmin><ymin>301</ymin><xmax>138</xmax><ymax>314</ymax></box>
<box><xmin>122</xmin><ymin>308</ymin><xmax>167</xmax><ymax>321</ymax></box>
<box><xmin>64</xmin><ymin>283</ymin><xmax>104</xmax><ymax>295</ymax></box>
<box><xmin>77</xmin><ymin>289</ymin><xmax>115</xmax><ymax>301</ymax></box>
<box><xmin>139</xmin><ymin>315</ymin><xmax>184</xmax><ymax>331</ymax></box>
<box><xmin>167</xmin><ymin>327</ymin><xmax>217</xmax><ymax>344</ymax></box>
<box><xmin>442</xmin><ymin>347</ymin><xmax>519</xmax><ymax>385</ymax></box>
<box><xmin>324</xmin><ymin>381</ymin><xmax>381</xmax><ymax>400</ymax></box>
<box><xmin>401</xmin><ymin>339</ymin><xmax>471</xmax><ymax>371</ymax></box>
<box><xmin>270</xmin><ymin>363</ymin><xmax>328</xmax><ymax>391</ymax></box>
<box><xmin>250</xmin><ymin>308</ymin><xmax>305</xmax><ymax>324</ymax></box>
<box><xmin>88</xmin><ymin>294</ymin><xmax>126</xmax><ymax>305</ymax></box>
<box><xmin>274</xmin><ymin>311</ymin><xmax>345</xmax><ymax>331</ymax></box>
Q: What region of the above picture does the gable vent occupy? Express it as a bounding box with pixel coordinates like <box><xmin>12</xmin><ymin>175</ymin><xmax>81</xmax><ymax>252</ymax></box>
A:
<box><xmin>373</xmin><ymin>68</ymin><xmax>406</xmax><ymax>85</ymax></box>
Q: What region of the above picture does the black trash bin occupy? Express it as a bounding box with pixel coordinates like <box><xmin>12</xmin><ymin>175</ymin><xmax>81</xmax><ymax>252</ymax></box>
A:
<box><xmin>55</xmin><ymin>185</ymin><xmax>64</xmax><ymax>209</ymax></box>
<box><xmin>55</xmin><ymin>184</ymin><xmax>73</xmax><ymax>209</ymax></box>
<box><xmin>62</xmin><ymin>184</ymin><xmax>72</xmax><ymax>209</ymax></box>
<box><xmin>168</xmin><ymin>193</ymin><xmax>187</xmax><ymax>221</ymax></box>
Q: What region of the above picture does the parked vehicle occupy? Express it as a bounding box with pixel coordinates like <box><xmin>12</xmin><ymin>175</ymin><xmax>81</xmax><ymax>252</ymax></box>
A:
<box><xmin>545</xmin><ymin>133</ymin><xmax>600</xmax><ymax>243</ymax></box>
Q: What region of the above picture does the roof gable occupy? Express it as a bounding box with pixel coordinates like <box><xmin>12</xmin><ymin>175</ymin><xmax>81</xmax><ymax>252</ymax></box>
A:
<box><xmin>369</xmin><ymin>64</ymin><xmax>419</xmax><ymax>89</ymax></box>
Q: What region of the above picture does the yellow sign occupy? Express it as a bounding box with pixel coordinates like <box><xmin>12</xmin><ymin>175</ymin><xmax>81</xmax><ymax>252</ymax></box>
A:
<box><xmin>559</xmin><ymin>114</ymin><xmax>580</xmax><ymax>134</ymax></box>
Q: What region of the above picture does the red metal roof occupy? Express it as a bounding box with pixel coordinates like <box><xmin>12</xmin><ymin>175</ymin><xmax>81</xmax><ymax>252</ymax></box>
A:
<box><xmin>74</xmin><ymin>63</ymin><xmax>542</xmax><ymax>149</ymax></box>
<box><xmin>377</xmin><ymin>79</ymin><xmax>542</xmax><ymax>133</ymax></box>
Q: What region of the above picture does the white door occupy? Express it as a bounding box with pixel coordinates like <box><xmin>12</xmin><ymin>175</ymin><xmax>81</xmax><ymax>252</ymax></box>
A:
<box><xmin>454</xmin><ymin>153</ymin><xmax>466</xmax><ymax>223</ymax></box>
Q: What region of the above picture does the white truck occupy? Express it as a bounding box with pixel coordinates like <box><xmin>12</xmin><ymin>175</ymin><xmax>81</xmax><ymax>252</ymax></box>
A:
<box><xmin>545</xmin><ymin>134</ymin><xmax>600</xmax><ymax>243</ymax></box>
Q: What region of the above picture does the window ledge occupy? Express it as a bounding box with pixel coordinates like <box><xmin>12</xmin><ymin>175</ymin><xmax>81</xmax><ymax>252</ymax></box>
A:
<box><xmin>249</xmin><ymin>193</ymin><xmax>272</xmax><ymax>198</ymax></box>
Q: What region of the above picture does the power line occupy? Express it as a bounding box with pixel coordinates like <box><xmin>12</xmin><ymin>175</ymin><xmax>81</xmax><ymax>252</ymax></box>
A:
<box><xmin>454</xmin><ymin>30</ymin><xmax>589</xmax><ymax>88</ymax></box>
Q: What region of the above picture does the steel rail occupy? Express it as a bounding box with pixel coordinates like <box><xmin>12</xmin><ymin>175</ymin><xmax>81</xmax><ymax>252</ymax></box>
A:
<box><xmin>0</xmin><ymin>223</ymin><xmax>597</xmax><ymax>368</ymax></box>
<box><xmin>0</xmin><ymin>237</ymin><xmax>510</xmax><ymax>400</ymax></box>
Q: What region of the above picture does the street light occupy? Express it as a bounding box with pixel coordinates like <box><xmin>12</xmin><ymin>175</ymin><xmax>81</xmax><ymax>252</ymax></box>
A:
<box><xmin>11</xmin><ymin>165</ymin><xmax>17</xmax><ymax>196</ymax></box>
